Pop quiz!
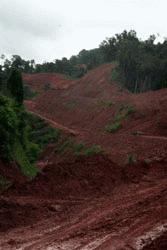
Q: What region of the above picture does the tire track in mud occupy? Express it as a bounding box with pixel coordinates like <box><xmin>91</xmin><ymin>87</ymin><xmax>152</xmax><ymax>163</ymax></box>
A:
<box><xmin>1</xmin><ymin>178</ymin><xmax>166</xmax><ymax>250</ymax></box>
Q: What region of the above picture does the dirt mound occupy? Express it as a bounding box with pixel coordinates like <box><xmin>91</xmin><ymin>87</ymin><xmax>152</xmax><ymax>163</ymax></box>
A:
<box><xmin>10</xmin><ymin>154</ymin><xmax>123</xmax><ymax>199</ymax></box>
<box><xmin>7</xmin><ymin>151</ymin><xmax>166</xmax><ymax>200</ymax></box>
<box><xmin>0</xmin><ymin>160</ymin><xmax>26</xmax><ymax>187</ymax></box>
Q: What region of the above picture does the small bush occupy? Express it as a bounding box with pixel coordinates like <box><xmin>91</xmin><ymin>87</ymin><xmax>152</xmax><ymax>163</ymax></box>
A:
<box><xmin>13</xmin><ymin>142</ymin><xmax>39</xmax><ymax>178</ymax></box>
<box><xmin>97</xmin><ymin>100</ymin><xmax>113</xmax><ymax>108</ymax></box>
<box><xmin>24</xmin><ymin>84</ymin><xmax>37</xmax><ymax>100</ymax></box>
<box><xmin>105</xmin><ymin>121</ymin><xmax>122</xmax><ymax>133</ymax></box>
<box><xmin>105</xmin><ymin>103</ymin><xmax>135</xmax><ymax>133</ymax></box>
<box><xmin>126</xmin><ymin>154</ymin><xmax>137</xmax><ymax>165</ymax></box>
<box><xmin>126</xmin><ymin>105</ymin><xmax>136</xmax><ymax>115</ymax></box>
<box><xmin>26</xmin><ymin>142</ymin><xmax>41</xmax><ymax>163</ymax></box>
<box><xmin>73</xmin><ymin>143</ymin><xmax>85</xmax><ymax>155</ymax></box>
<box><xmin>57</xmin><ymin>139</ymin><xmax>74</xmax><ymax>154</ymax></box>
<box><xmin>84</xmin><ymin>145</ymin><xmax>103</xmax><ymax>156</ymax></box>
<box><xmin>111</xmin><ymin>67</ymin><xmax>120</xmax><ymax>81</ymax></box>
<box><xmin>0</xmin><ymin>94</ymin><xmax>19</xmax><ymax>160</ymax></box>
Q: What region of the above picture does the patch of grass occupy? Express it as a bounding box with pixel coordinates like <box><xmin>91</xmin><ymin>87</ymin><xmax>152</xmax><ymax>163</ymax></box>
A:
<box><xmin>72</xmin><ymin>143</ymin><xmax>85</xmax><ymax>155</ymax></box>
<box><xmin>57</xmin><ymin>138</ymin><xmax>74</xmax><ymax>154</ymax></box>
<box><xmin>27</xmin><ymin>113</ymin><xmax>61</xmax><ymax>159</ymax></box>
<box><xmin>111</xmin><ymin>67</ymin><xmax>120</xmax><ymax>81</ymax></box>
<box><xmin>125</xmin><ymin>105</ymin><xmax>136</xmax><ymax>115</ymax></box>
<box><xmin>28</xmin><ymin>113</ymin><xmax>103</xmax><ymax>165</ymax></box>
<box><xmin>13</xmin><ymin>142</ymin><xmax>39</xmax><ymax>179</ymax></box>
<box><xmin>83</xmin><ymin>144</ymin><xmax>103</xmax><ymax>156</ymax></box>
<box><xmin>126</xmin><ymin>154</ymin><xmax>137</xmax><ymax>165</ymax></box>
<box><xmin>105</xmin><ymin>103</ymin><xmax>135</xmax><ymax>133</ymax></box>
<box><xmin>97</xmin><ymin>100</ymin><xmax>113</xmax><ymax>108</ymax></box>
<box><xmin>105</xmin><ymin>121</ymin><xmax>122</xmax><ymax>133</ymax></box>
<box><xmin>56</xmin><ymin>138</ymin><xmax>103</xmax><ymax>157</ymax></box>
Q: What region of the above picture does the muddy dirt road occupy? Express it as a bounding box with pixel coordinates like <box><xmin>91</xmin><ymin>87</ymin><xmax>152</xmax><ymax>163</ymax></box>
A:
<box><xmin>0</xmin><ymin>159</ymin><xmax>166</xmax><ymax>250</ymax></box>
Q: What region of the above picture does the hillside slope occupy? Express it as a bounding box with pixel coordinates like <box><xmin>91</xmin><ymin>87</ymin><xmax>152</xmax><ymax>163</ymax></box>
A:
<box><xmin>0</xmin><ymin>64</ymin><xmax>166</xmax><ymax>249</ymax></box>
<box><xmin>23</xmin><ymin>72</ymin><xmax>76</xmax><ymax>93</ymax></box>
<box><xmin>25</xmin><ymin>64</ymin><xmax>167</xmax><ymax>164</ymax></box>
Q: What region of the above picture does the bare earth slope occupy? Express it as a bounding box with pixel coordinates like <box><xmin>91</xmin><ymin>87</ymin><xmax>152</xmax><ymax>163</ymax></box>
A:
<box><xmin>25</xmin><ymin>64</ymin><xmax>167</xmax><ymax>164</ymax></box>
<box><xmin>0</xmin><ymin>64</ymin><xmax>166</xmax><ymax>249</ymax></box>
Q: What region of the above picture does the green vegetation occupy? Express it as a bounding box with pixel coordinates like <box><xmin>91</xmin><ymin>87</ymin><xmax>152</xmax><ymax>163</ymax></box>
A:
<box><xmin>97</xmin><ymin>100</ymin><xmax>113</xmax><ymax>108</ymax></box>
<box><xmin>24</xmin><ymin>84</ymin><xmax>37</xmax><ymax>100</ymax></box>
<box><xmin>56</xmin><ymin>137</ymin><xmax>103</xmax><ymax>157</ymax></box>
<box><xmin>105</xmin><ymin>121</ymin><xmax>122</xmax><ymax>133</ymax></box>
<box><xmin>7</xmin><ymin>68</ymin><xmax>23</xmax><ymax>105</ymax></box>
<box><xmin>0</xmin><ymin>175</ymin><xmax>11</xmax><ymax>191</ymax></box>
<box><xmin>105</xmin><ymin>104</ymin><xmax>135</xmax><ymax>133</ymax></box>
<box><xmin>0</xmin><ymin>59</ymin><xmax>104</xmax><ymax>182</ymax></box>
<box><xmin>100</xmin><ymin>30</ymin><xmax>167</xmax><ymax>92</ymax></box>
<box><xmin>2</xmin><ymin>30</ymin><xmax>167</xmax><ymax>92</ymax></box>
<box><xmin>0</xmin><ymin>95</ymin><xmax>19</xmax><ymax>160</ymax></box>
<box><xmin>0</xmin><ymin>67</ymin><xmax>39</xmax><ymax>178</ymax></box>
<box><xmin>111</xmin><ymin>66</ymin><xmax>120</xmax><ymax>82</ymax></box>
<box><xmin>13</xmin><ymin>142</ymin><xmax>39</xmax><ymax>178</ymax></box>
<box><xmin>0</xmin><ymin>94</ymin><xmax>39</xmax><ymax>178</ymax></box>
<box><xmin>126</xmin><ymin>154</ymin><xmax>137</xmax><ymax>165</ymax></box>
<box><xmin>26</xmin><ymin>113</ymin><xmax>61</xmax><ymax>162</ymax></box>
<box><xmin>83</xmin><ymin>144</ymin><xmax>103</xmax><ymax>156</ymax></box>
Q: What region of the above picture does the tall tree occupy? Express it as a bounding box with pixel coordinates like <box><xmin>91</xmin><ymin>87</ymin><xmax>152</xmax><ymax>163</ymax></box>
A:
<box><xmin>0</xmin><ymin>65</ymin><xmax>3</xmax><ymax>91</ymax></box>
<box><xmin>7</xmin><ymin>68</ymin><xmax>24</xmax><ymax>105</ymax></box>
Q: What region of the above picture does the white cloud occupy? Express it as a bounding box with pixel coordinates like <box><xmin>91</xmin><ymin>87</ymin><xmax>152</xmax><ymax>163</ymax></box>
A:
<box><xmin>0</xmin><ymin>0</ymin><xmax>166</xmax><ymax>62</ymax></box>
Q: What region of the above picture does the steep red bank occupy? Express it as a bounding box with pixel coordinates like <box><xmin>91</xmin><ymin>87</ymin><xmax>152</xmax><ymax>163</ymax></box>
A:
<box><xmin>25</xmin><ymin>64</ymin><xmax>167</xmax><ymax>164</ymax></box>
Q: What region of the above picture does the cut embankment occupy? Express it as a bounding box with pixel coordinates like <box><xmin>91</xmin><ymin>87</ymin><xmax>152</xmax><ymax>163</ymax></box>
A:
<box><xmin>6</xmin><ymin>150</ymin><xmax>166</xmax><ymax>200</ymax></box>
<box><xmin>0</xmin><ymin>153</ymin><xmax>166</xmax><ymax>249</ymax></box>
<box><xmin>8</xmin><ymin>154</ymin><xmax>122</xmax><ymax>199</ymax></box>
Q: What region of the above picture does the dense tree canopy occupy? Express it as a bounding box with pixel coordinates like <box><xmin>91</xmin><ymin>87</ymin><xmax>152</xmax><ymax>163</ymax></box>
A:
<box><xmin>7</xmin><ymin>68</ymin><xmax>24</xmax><ymax>105</ymax></box>
<box><xmin>100</xmin><ymin>30</ymin><xmax>167</xmax><ymax>92</ymax></box>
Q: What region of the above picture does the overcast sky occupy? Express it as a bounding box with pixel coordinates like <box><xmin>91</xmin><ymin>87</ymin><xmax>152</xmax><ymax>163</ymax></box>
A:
<box><xmin>0</xmin><ymin>0</ymin><xmax>166</xmax><ymax>62</ymax></box>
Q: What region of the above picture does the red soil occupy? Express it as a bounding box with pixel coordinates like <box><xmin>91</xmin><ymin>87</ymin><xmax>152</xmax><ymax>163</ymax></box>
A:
<box><xmin>0</xmin><ymin>152</ymin><xmax>166</xmax><ymax>249</ymax></box>
<box><xmin>23</xmin><ymin>72</ymin><xmax>76</xmax><ymax>93</ymax></box>
<box><xmin>25</xmin><ymin>64</ymin><xmax>167</xmax><ymax>164</ymax></box>
<box><xmin>0</xmin><ymin>64</ymin><xmax>166</xmax><ymax>249</ymax></box>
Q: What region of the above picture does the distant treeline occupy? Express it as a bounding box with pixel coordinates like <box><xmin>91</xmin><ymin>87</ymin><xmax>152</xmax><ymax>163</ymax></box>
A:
<box><xmin>100</xmin><ymin>30</ymin><xmax>167</xmax><ymax>92</ymax></box>
<box><xmin>0</xmin><ymin>48</ymin><xmax>105</xmax><ymax>79</ymax></box>
<box><xmin>1</xmin><ymin>30</ymin><xmax>167</xmax><ymax>92</ymax></box>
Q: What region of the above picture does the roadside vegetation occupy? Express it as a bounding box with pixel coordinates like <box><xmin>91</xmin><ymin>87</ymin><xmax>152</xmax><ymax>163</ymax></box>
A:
<box><xmin>0</xmin><ymin>63</ymin><xmax>104</xmax><ymax>183</ymax></box>
<box><xmin>0</xmin><ymin>68</ymin><xmax>39</xmax><ymax>178</ymax></box>
<box><xmin>105</xmin><ymin>104</ymin><xmax>135</xmax><ymax>133</ymax></box>
<box><xmin>55</xmin><ymin>136</ymin><xmax>103</xmax><ymax>157</ymax></box>
<box><xmin>96</xmin><ymin>99</ymin><xmax>113</xmax><ymax>108</ymax></box>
